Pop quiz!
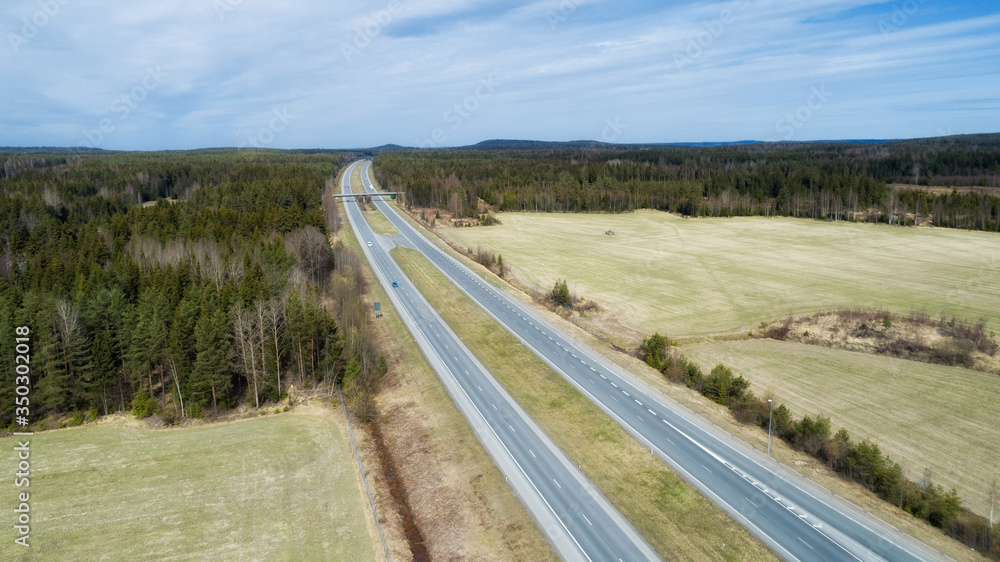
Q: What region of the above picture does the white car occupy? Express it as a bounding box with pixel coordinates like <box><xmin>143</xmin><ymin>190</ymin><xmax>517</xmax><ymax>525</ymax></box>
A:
<box><xmin>367</xmin><ymin>241</ymin><xmax>373</xmax><ymax>247</ymax></box>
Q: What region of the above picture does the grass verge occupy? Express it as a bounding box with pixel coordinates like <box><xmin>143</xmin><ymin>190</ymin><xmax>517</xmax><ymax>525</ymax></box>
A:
<box><xmin>392</xmin><ymin>246</ymin><xmax>778</xmax><ymax>561</ymax></box>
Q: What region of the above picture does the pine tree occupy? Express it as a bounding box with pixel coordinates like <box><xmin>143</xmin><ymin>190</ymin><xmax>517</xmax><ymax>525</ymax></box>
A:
<box><xmin>192</xmin><ymin>308</ymin><xmax>234</xmax><ymax>413</ymax></box>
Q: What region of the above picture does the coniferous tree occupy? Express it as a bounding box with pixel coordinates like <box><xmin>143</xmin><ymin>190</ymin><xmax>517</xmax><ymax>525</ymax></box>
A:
<box><xmin>192</xmin><ymin>308</ymin><xmax>234</xmax><ymax>413</ymax></box>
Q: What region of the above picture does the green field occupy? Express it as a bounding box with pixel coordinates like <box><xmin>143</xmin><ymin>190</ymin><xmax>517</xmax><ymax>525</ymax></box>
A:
<box><xmin>682</xmin><ymin>339</ymin><xmax>1000</xmax><ymax>516</ymax></box>
<box><xmin>446</xmin><ymin>211</ymin><xmax>1000</xmax><ymax>337</ymax></box>
<box><xmin>0</xmin><ymin>410</ymin><xmax>374</xmax><ymax>561</ymax></box>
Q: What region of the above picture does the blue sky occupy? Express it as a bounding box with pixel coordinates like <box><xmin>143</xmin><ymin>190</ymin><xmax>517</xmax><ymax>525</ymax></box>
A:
<box><xmin>2</xmin><ymin>0</ymin><xmax>998</xmax><ymax>150</ymax></box>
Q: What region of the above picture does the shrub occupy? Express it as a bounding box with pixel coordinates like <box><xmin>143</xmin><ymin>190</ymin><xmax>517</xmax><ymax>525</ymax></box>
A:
<box><xmin>771</xmin><ymin>404</ymin><xmax>794</xmax><ymax>439</ymax></box>
<box><xmin>551</xmin><ymin>279</ymin><xmax>572</xmax><ymax>308</ymax></box>
<box><xmin>763</xmin><ymin>318</ymin><xmax>792</xmax><ymax>340</ymax></box>
<box><xmin>683</xmin><ymin>361</ymin><xmax>704</xmax><ymax>392</ymax></box>
<box><xmin>702</xmin><ymin>364</ymin><xmax>751</xmax><ymax>406</ymax></box>
<box><xmin>640</xmin><ymin>333</ymin><xmax>670</xmax><ymax>370</ymax></box>
<box><xmin>793</xmin><ymin>414</ymin><xmax>831</xmax><ymax>455</ymax></box>
<box><xmin>131</xmin><ymin>390</ymin><xmax>159</xmax><ymax>419</ymax></box>
<box><xmin>928</xmin><ymin>339</ymin><xmax>975</xmax><ymax>367</ymax></box>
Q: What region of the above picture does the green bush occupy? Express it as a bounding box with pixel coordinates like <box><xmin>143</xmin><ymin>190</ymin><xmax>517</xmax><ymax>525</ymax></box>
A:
<box><xmin>131</xmin><ymin>390</ymin><xmax>159</xmax><ymax>419</ymax></box>
<box><xmin>551</xmin><ymin>279</ymin><xmax>572</xmax><ymax>308</ymax></box>
<box><xmin>640</xmin><ymin>333</ymin><xmax>670</xmax><ymax>370</ymax></box>
<box><xmin>793</xmin><ymin>414</ymin><xmax>831</xmax><ymax>456</ymax></box>
<box><xmin>702</xmin><ymin>364</ymin><xmax>751</xmax><ymax>407</ymax></box>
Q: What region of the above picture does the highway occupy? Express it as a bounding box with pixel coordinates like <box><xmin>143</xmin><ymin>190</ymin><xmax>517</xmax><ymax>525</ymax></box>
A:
<box><xmin>356</xmin><ymin>161</ymin><xmax>946</xmax><ymax>562</ymax></box>
<box><xmin>339</xmin><ymin>161</ymin><xmax>659</xmax><ymax>562</ymax></box>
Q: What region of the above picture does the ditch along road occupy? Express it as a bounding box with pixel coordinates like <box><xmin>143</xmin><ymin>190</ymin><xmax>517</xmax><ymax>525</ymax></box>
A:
<box><xmin>356</xmin><ymin>161</ymin><xmax>946</xmax><ymax>562</ymax></box>
<box><xmin>340</xmin><ymin>161</ymin><xmax>659</xmax><ymax>562</ymax></box>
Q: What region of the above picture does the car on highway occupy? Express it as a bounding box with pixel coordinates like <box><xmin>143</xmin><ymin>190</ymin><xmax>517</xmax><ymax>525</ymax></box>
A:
<box><xmin>367</xmin><ymin>241</ymin><xmax>372</xmax><ymax>247</ymax></box>
<box><xmin>392</xmin><ymin>281</ymin><xmax>399</xmax><ymax>287</ymax></box>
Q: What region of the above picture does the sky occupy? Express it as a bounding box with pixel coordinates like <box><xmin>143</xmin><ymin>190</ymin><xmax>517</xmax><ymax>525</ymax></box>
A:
<box><xmin>1</xmin><ymin>0</ymin><xmax>999</xmax><ymax>150</ymax></box>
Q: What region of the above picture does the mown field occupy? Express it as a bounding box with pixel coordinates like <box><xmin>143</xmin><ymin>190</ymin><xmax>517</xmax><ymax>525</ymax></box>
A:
<box><xmin>682</xmin><ymin>339</ymin><xmax>1000</xmax><ymax>517</ymax></box>
<box><xmin>0</xmin><ymin>409</ymin><xmax>374</xmax><ymax>561</ymax></box>
<box><xmin>446</xmin><ymin>211</ymin><xmax>1000</xmax><ymax>337</ymax></box>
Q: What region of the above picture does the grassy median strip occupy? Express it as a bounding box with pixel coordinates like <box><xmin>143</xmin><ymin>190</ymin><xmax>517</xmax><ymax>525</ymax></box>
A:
<box><xmin>348</xmin><ymin>163</ymin><xmax>398</xmax><ymax>236</ymax></box>
<box><xmin>0</xmin><ymin>410</ymin><xmax>373</xmax><ymax>561</ymax></box>
<box><xmin>362</xmin><ymin>208</ymin><xmax>398</xmax><ymax>236</ymax></box>
<box><xmin>392</xmin><ymin>246</ymin><xmax>778</xmax><ymax>562</ymax></box>
<box><xmin>335</xmin><ymin>201</ymin><xmax>554</xmax><ymax>560</ymax></box>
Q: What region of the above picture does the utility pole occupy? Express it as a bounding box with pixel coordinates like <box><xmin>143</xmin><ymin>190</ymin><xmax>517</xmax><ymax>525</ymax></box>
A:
<box><xmin>767</xmin><ymin>399</ymin><xmax>774</xmax><ymax>457</ymax></box>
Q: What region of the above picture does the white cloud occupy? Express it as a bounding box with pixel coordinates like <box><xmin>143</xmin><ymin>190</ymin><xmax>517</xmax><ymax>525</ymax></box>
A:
<box><xmin>0</xmin><ymin>0</ymin><xmax>997</xmax><ymax>148</ymax></box>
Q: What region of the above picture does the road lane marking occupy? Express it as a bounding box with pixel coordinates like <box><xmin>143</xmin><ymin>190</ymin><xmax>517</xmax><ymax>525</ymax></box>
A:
<box><xmin>529</xmin><ymin>449</ymin><xmax>535</xmax><ymax>458</ymax></box>
<box><xmin>492</xmin><ymin>403</ymin><xmax>497</xmax><ymax>410</ymax></box>
<box><xmin>797</xmin><ymin>536</ymin><xmax>814</xmax><ymax>551</ymax></box>
<box><xmin>648</xmin><ymin>409</ymin><xmax>656</xmax><ymax>416</ymax></box>
<box><xmin>553</xmin><ymin>479</ymin><xmax>561</xmax><ymax>489</ymax></box>
<box><xmin>610</xmin><ymin>382</ymin><xmax>618</xmax><ymax>388</ymax></box>
<box><xmin>583</xmin><ymin>514</ymin><xmax>592</xmax><ymax>526</ymax></box>
<box><xmin>701</xmin><ymin>464</ymin><xmax>713</xmax><ymax>474</ymax></box>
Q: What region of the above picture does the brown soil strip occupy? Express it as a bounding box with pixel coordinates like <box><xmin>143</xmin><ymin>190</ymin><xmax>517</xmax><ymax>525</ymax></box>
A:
<box><xmin>369</xmin><ymin>418</ymin><xmax>430</xmax><ymax>562</ymax></box>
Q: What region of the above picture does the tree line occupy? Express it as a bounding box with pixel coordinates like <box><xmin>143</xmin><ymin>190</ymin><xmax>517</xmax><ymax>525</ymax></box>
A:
<box><xmin>0</xmin><ymin>150</ymin><xmax>386</xmax><ymax>427</ymax></box>
<box><xmin>640</xmin><ymin>333</ymin><xmax>1000</xmax><ymax>558</ymax></box>
<box><xmin>371</xmin><ymin>135</ymin><xmax>1000</xmax><ymax>231</ymax></box>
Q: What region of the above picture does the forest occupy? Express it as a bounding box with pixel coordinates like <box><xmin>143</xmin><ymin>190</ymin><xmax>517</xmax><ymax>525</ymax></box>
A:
<box><xmin>372</xmin><ymin>134</ymin><xmax>1000</xmax><ymax>231</ymax></box>
<box><xmin>0</xmin><ymin>149</ymin><xmax>384</xmax><ymax>428</ymax></box>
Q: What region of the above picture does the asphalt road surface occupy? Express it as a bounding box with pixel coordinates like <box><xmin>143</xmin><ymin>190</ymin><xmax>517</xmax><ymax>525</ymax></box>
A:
<box><xmin>340</xmin><ymin>161</ymin><xmax>659</xmax><ymax>562</ymax></box>
<box><xmin>356</xmin><ymin>160</ymin><xmax>947</xmax><ymax>562</ymax></box>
